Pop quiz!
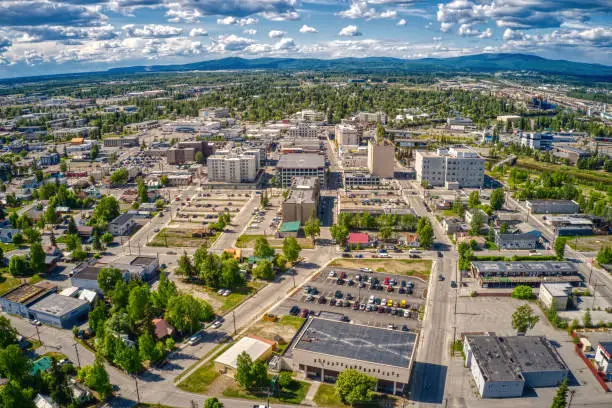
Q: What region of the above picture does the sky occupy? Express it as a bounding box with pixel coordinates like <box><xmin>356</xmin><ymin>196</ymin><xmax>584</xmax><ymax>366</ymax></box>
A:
<box><xmin>0</xmin><ymin>1</ymin><xmax>610</xmax><ymax>78</ymax></box>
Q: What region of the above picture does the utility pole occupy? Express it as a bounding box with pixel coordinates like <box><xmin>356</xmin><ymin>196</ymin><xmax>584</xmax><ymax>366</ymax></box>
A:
<box><xmin>35</xmin><ymin>325</ymin><xmax>42</xmax><ymax>349</ymax></box>
<box><xmin>568</xmin><ymin>389</ymin><xmax>575</xmax><ymax>408</ymax></box>
<box><xmin>73</xmin><ymin>343</ymin><xmax>81</xmax><ymax>368</ymax></box>
<box><xmin>133</xmin><ymin>376</ymin><xmax>140</xmax><ymax>403</ymax></box>
<box><xmin>292</xmin><ymin>268</ymin><xmax>296</xmax><ymax>288</ymax></box>
<box><xmin>233</xmin><ymin>310</ymin><xmax>237</xmax><ymax>335</ymax></box>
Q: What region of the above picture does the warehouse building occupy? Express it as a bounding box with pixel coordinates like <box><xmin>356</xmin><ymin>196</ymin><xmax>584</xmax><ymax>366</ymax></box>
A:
<box><xmin>276</xmin><ymin>153</ymin><xmax>326</xmax><ymax>188</ymax></box>
<box><xmin>463</xmin><ymin>334</ymin><xmax>568</xmax><ymax>398</ymax></box>
<box><xmin>526</xmin><ymin>200</ymin><xmax>580</xmax><ymax>214</ymax></box>
<box><xmin>285</xmin><ymin>317</ymin><xmax>417</xmax><ymax>395</ymax></box>
<box><xmin>29</xmin><ymin>294</ymin><xmax>90</xmax><ymax>328</ymax></box>
<box><xmin>103</xmin><ymin>136</ymin><xmax>139</xmax><ymax>148</ymax></box>
<box><xmin>0</xmin><ymin>284</ymin><xmax>54</xmax><ymax>318</ymax></box>
<box><xmin>470</xmin><ymin>261</ymin><xmax>581</xmax><ymax>288</ymax></box>
<box><xmin>214</xmin><ymin>335</ymin><xmax>276</xmax><ymax>375</ymax></box>
<box><xmin>538</xmin><ymin>283</ymin><xmax>573</xmax><ymax>311</ymax></box>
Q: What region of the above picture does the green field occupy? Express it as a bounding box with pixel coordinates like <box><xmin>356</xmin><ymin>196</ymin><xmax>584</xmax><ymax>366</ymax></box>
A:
<box><xmin>516</xmin><ymin>158</ymin><xmax>611</xmax><ymax>186</ymax></box>
<box><xmin>175</xmin><ymin>361</ymin><xmax>220</xmax><ymax>393</ymax></box>
<box><xmin>0</xmin><ymin>274</ymin><xmax>21</xmax><ymax>295</ymax></box>
<box><xmin>149</xmin><ymin>228</ymin><xmax>220</xmax><ymax>248</ymax></box>
<box><xmin>222</xmin><ymin>374</ymin><xmax>310</xmax><ymax>405</ymax></box>
<box><xmin>566</xmin><ymin>235</ymin><xmax>612</xmax><ymax>252</ymax></box>
<box><xmin>236</xmin><ymin>234</ymin><xmax>313</xmax><ymax>249</ymax></box>
<box><xmin>203</xmin><ymin>281</ymin><xmax>266</xmax><ymax>314</ymax></box>
<box><xmin>313</xmin><ymin>384</ymin><xmax>347</xmax><ymax>408</ymax></box>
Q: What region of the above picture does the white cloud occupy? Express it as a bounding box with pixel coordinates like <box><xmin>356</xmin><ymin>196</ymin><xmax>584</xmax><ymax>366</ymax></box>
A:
<box><xmin>13</xmin><ymin>24</ymin><xmax>117</xmax><ymax>43</ymax></box>
<box><xmin>243</xmin><ymin>29</ymin><xmax>257</xmax><ymax>35</ymax></box>
<box><xmin>189</xmin><ymin>28</ymin><xmax>208</xmax><ymax>37</ymax></box>
<box><xmin>299</xmin><ymin>24</ymin><xmax>318</xmax><ymax>33</ymax></box>
<box><xmin>397</xmin><ymin>19</ymin><xmax>406</xmax><ymax>27</ymax></box>
<box><xmin>123</xmin><ymin>24</ymin><xmax>183</xmax><ymax>38</ymax></box>
<box><xmin>339</xmin><ymin>25</ymin><xmax>362</xmax><ymax>37</ymax></box>
<box><xmin>169</xmin><ymin>0</ymin><xmax>297</xmax><ymax>18</ymax></box>
<box><xmin>165</xmin><ymin>7</ymin><xmax>202</xmax><ymax>24</ymax></box>
<box><xmin>458</xmin><ymin>24</ymin><xmax>491</xmax><ymax>38</ymax></box>
<box><xmin>274</xmin><ymin>37</ymin><xmax>296</xmax><ymax>50</ymax></box>
<box><xmin>0</xmin><ymin>1</ymin><xmax>104</xmax><ymax>27</ymax></box>
<box><xmin>479</xmin><ymin>28</ymin><xmax>492</xmax><ymax>39</ymax></box>
<box><xmin>339</xmin><ymin>1</ymin><xmax>398</xmax><ymax>20</ymax></box>
<box><xmin>209</xmin><ymin>34</ymin><xmax>255</xmax><ymax>52</ymax></box>
<box><xmin>261</xmin><ymin>11</ymin><xmax>300</xmax><ymax>21</ymax></box>
<box><xmin>268</xmin><ymin>30</ymin><xmax>287</xmax><ymax>39</ymax></box>
<box><xmin>216</xmin><ymin>16</ymin><xmax>258</xmax><ymax>26</ymax></box>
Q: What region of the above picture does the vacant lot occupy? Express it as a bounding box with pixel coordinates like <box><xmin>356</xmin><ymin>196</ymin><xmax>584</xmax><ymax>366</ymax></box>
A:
<box><xmin>329</xmin><ymin>259</ymin><xmax>432</xmax><ymax>280</ymax></box>
<box><xmin>203</xmin><ymin>281</ymin><xmax>266</xmax><ymax>314</ymax></box>
<box><xmin>149</xmin><ymin>228</ymin><xmax>220</xmax><ymax>248</ymax></box>
<box><xmin>236</xmin><ymin>234</ymin><xmax>313</xmax><ymax>249</ymax></box>
<box><xmin>516</xmin><ymin>158</ymin><xmax>611</xmax><ymax>186</ymax></box>
<box><xmin>566</xmin><ymin>235</ymin><xmax>612</xmax><ymax>252</ymax></box>
<box><xmin>248</xmin><ymin>315</ymin><xmax>305</xmax><ymax>354</ymax></box>
<box><xmin>222</xmin><ymin>373</ymin><xmax>311</xmax><ymax>405</ymax></box>
<box><xmin>0</xmin><ymin>273</ymin><xmax>21</xmax><ymax>295</ymax></box>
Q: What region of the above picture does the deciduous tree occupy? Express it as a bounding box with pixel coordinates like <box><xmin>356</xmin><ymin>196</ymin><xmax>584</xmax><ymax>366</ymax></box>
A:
<box><xmin>335</xmin><ymin>369</ymin><xmax>376</xmax><ymax>406</ymax></box>
<box><xmin>511</xmin><ymin>304</ymin><xmax>539</xmax><ymax>335</ymax></box>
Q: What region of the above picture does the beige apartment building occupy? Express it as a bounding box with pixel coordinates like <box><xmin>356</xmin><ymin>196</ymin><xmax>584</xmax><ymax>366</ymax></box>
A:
<box><xmin>415</xmin><ymin>147</ymin><xmax>485</xmax><ymax>188</ymax></box>
<box><xmin>282</xmin><ymin>177</ymin><xmax>320</xmax><ymax>223</ymax></box>
<box><xmin>367</xmin><ymin>140</ymin><xmax>395</xmax><ymax>178</ymax></box>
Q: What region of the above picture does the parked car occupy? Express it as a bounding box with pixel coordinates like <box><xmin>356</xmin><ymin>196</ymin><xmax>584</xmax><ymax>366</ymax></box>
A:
<box><xmin>451</xmin><ymin>281</ymin><xmax>457</xmax><ymax>288</ymax></box>
<box><xmin>289</xmin><ymin>306</ymin><xmax>300</xmax><ymax>315</ymax></box>
<box><xmin>299</xmin><ymin>309</ymin><xmax>309</xmax><ymax>318</ymax></box>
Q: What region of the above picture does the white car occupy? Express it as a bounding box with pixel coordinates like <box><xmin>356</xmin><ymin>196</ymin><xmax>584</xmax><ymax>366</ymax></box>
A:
<box><xmin>30</xmin><ymin>319</ymin><xmax>41</xmax><ymax>326</ymax></box>
<box><xmin>223</xmin><ymin>289</ymin><xmax>231</xmax><ymax>297</ymax></box>
<box><xmin>360</xmin><ymin>267</ymin><xmax>372</xmax><ymax>273</ymax></box>
<box><xmin>328</xmin><ymin>270</ymin><xmax>336</xmax><ymax>277</ymax></box>
<box><xmin>217</xmin><ymin>289</ymin><xmax>225</xmax><ymax>295</ymax></box>
<box><xmin>210</xmin><ymin>320</ymin><xmax>222</xmax><ymax>329</ymax></box>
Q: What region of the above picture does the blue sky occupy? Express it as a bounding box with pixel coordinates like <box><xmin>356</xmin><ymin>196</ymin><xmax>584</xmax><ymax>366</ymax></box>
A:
<box><xmin>0</xmin><ymin>1</ymin><xmax>610</xmax><ymax>78</ymax></box>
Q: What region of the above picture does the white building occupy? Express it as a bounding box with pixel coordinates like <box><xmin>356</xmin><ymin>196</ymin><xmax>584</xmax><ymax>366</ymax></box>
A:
<box><xmin>520</xmin><ymin>132</ymin><xmax>553</xmax><ymax>150</ymax></box>
<box><xmin>288</xmin><ymin>123</ymin><xmax>319</xmax><ymax>138</ymax></box>
<box><xmin>538</xmin><ymin>283</ymin><xmax>572</xmax><ymax>311</ymax></box>
<box><xmin>357</xmin><ymin>111</ymin><xmax>387</xmax><ymax>124</ymax></box>
<box><xmin>295</xmin><ymin>109</ymin><xmax>325</xmax><ymax>122</ymax></box>
<box><xmin>335</xmin><ymin>124</ymin><xmax>360</xmax><ymax>146</ymax></box>
<box><xmin>447</xmin><ymin>116</ymin><xmax>474</xmax><ymax>131</ymax></box>
<box><xmin>276</xmin><ymin>153</ymin><xmax>326</xmax><ymax>188</ymax></box>
<box><xmin>208</xmin><ymin>152</ymin><xmax>257</xmax><ymax>183</ymax></box>
<box><xmin>415</xmin><ymin>147</ymin><xmax>485</xmax><ymax>188</ymax></box>
<box><xmin>595</xmin><ymin>342</ymin><xmax>612</xmax><ymax>380</ymax></box>
<box><xmin>199</xmin><ymin>107</ymin><xmax>229</xmax><ymax>119</ymax></box>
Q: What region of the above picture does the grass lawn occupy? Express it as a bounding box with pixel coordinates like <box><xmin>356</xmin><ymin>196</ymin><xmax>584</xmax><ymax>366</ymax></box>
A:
<box><xmin>176</xmin><ymin>361</ymin><xmax>220</xmax><ymax>393</ymax></box>
<box><xmin>29</xmin><ymin>339</ymin><xmax>43</xmax><ymax>350</ymax></box>
<box><xmin>566</xmin><ymin>235</ymin><xmax>612</xmax><ymax>252</ymax></box>
<box><xmin>277</xmin><ymin>315</ymin><xmax>306</xmax><ymax>330</ymax></box>
<box><xmin>203</xmin><ymin>281</ymin><xmax>266</xmax><ymax>314</ymax></box>
<box><xmin>313</xmin><ymin>384</ymin><xmax>346</xmax><ymax>408</ymax></box>
<box><xmin>516</xmin><ymin>157</ymin><xmax>612</xmax><ymax>186</ymax></box>
<box><xmin>0</xmin><ymin>274</ymin><xmax>21</xmax><ymax>295</ymax></box>
<box><xmin>329</xmin><ymin>258</ymin><xmax>433</xmax><ymax>280</ymax></box>
<box><xmin>0</xmin><ymin>243</ymin><xmax>16</xmax><ymax>252</ymax></box>
<box><xmin>236</xmin><ymin>234</ymin><xmax>313</xmax><ymax>249</ymax></box>
<box><xmin>149</xmin><ymin>228</ymin><xmax>221</xmax><ymax>248</ymax></box>
<box><xmin>42</xmin><ymin>351</ymin><xmax>69</xmax><ymax>361</ymax></box>
<box><xmin>223</xmin><ymin>375</ymin><xmax>310</xmax><ymax>405</ymax></box>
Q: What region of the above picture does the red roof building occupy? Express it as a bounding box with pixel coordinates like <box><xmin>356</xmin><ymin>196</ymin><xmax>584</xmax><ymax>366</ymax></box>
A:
<box><xmin>152</xmin><ymin>318</ymin><xmax>175</xmax><ymax>340</ymax></box>
<box><xmin>348</xmin><ymin>232</ymin><xmax>370</xmax><ymax>246</ymax></box>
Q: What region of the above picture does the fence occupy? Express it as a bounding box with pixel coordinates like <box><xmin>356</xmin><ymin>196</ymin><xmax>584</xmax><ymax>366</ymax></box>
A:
<box><xmin>572</xmin><ymin>332</ymin><xmax>610</xmax><ymax>392</ymax></box>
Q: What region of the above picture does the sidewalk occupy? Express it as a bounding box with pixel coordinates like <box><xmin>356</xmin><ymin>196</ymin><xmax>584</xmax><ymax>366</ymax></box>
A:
<box><xmin>303</xmin><ymin>379</ymin><xmax>320</xmax><ymax>406</ymax></box>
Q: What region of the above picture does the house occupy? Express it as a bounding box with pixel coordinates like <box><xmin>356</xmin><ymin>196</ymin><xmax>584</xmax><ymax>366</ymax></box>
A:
<box><xmin>152</xmin><ymin>318</ymin><xmax>175</xmax><ymax>340</ymax></box>
<box><xmin>70</xmin><ymin>384</ymin><xmax>92</xmax><ymax>404</ymax></box>
<box><xmin>538</xmin><ymin>283</ymin><xmax>572</xmax><ymax>311</ymax></box>
<box><xmin>595</xmin><ymin>342</ymin><xmax>612</xmax><ymax>380</ymax></box>
<box><xmin>108</xmin><ymin>213</ymin><xmax>136</xmax><ymax>236</ymax></box>
<box><xmin>34</xmin><ymin>394</ymin><xmax>59</xmax><ymax>408</ymax></box>
<box><xmin>214</xmin><ymin>334</ymin><xmax>275</xmax><ymax>375</ymax></box>
<box><xmin>30</xmin><ymin>356</ymin><xmax>53</xmax><ymax>376</ymax></box>
<box><xmin>399</xmin><ymin>233</ymin><xmax>420</xmax><ymax>247</ymax></box>
<box><xmin>76</xmin><ymin>226</ymin><xmax>94</xmax><ymax>240</ymax></box>
<box><xmin>465</xmin><ymin>209</ymin><xmax>489</xmax><ymax>225</ymax></box>
<box><xmin>442</xmin><ymin>218</ymin><xmax>466</xmax><ymax>234</ymax></box>
<box><xmin>347</xmin><ymin>232</ymin><xmax>370</xmax><ymax>248</ymax></box>
<box><xmin>494</xmin><ymin>230</ymin><xmax>541</xmax><ymax>250</ymax></box>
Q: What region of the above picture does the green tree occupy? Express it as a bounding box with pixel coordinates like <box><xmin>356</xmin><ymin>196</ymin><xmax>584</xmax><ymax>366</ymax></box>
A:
<box><xmin>375</xmin><ymin>122</ymin><xmax>385</xmax><ymax>143</ymax></box>
<box><xmin>67</xmin><ymin>216</ymin><xmax>78</xmax><ymax>235</ymax></box>
<box><xmin>24</xmin><ymin>227</ymin><xmax>41</xmax><ymax>244</ymax></box>
<box><xmin>469</xmin><ymin>211</ymin><xmax>485</xmax><ymax>235</ymax></box>
<box><xmin>490</xmin><ymin>188</ymin><xmax>505</xmax><ymax>210</ymax></box>
<box><xmin>554</xmin><ymin>237</ymin><xmax>567</xmax><ymax>260</ymax></box>
<box><xmin>278</xmin><ymin>371</ymin><xmax>293</xmax><ymax>389</ymax></box>
<box><xmin>44</xmin><ymin>204</ymin><xmax>58</xmax><ymax>224</ymax></box>
<box><xmin>8</xmin><ymin>255</ymin><xmax>28</xmax><ymax>277</ymax></box>
<box><xmin>93</xmin><ymin>196</ymin><xmax>120</xmax><ymax>223</ymax></box>
<box><xmin>254</xmin><ymin>236</ymin><xmax>275</xmax><ymax>258</ymax></box>
<box><xmin>419</xmin><ymin>223</ymin><xmax>434</xmax><ymax>249</ymax></box>
<box><xmin>468</xmin><ymin>191</ymin><xmax>481</xmax><ymax>208</ymax></box>
<box><xmin>596</xmin><ymin>246</ymin><xmax>612</xmax><ymax>264</ymax></box>
<box><xmin>11</xmin><ymin>233</ymin><xmax>23</xmax><ymax>246</ymax></box>
<box><xmin>88</xmin><ymin>302</ymin><xmax>108</xmax><ymax>337</ymax></box>
<box><xmin>511</xmin><ymin>285</ymin><xmax>533</xmax><ymax>300</ymax></box>
<box><xmin>235</xmin><ymin>351</ymin><xmax>254</xmax><ymax>389</ymax></box>
<box><xmin>220</xmin><ymin>259</ymin><xmax>243</xmax><ymax>289</ymax></box>
<box><xmin>0</xmin><ymin>380</ymin><xmax>35</xmax><ymax>408</ymax></box>
<box><xmin>138</xmin><ymin>332</ymin><xmax>156</xmax><ymax>362</ymax></box>
<box><xmin>8</xmin><ymin>212</ymin><xmax>18</xmax><ymax>228</ymax></box>
<box><xmin>0</xmin><ymin>345</ymin><xmax>30</xmax><ymax>382</ymax></box>
<box><xmin>127</xmin><ymin>285</ymin><xmax>150</xmax><ymax>323</ymax></box>
<box><xmin>110</xmin><ymin>168</ymin><xmax>129</xmax><ymax>185</ymax></box>
<box><xmin>304</xmin><ymin>216</ymin><xmax>321</xmax><ymax>243</ymax></box>
<box><xmin>176</xmin><ymin>251</ymin><xmax>196</xmax><ymax>279</ymax></box>
<box><xmin>282</xmin><ymin>236</ymin><xmax>301</xmax><ymax>263</ymax></box>
<box><xmin>151</xmin><ymin>270</ymin><xmax>177</xmax><ymax>311</ymax></box>
<box><xmin>330</xmin><ymin>224</ymin><xmax>349</xmax><ymax>246</ymax></box>
<box><xmin>195</xmin><ymin>151</ymin><xmax>204</xmax><ymax>164</ymax></box>
<box><xmin>92</xmin><ymin>231</ymin><xmax>103</xmax><ymax>251</ymax></box>
<box><xmin>81</xmin><ymin>355</ymin><xmax>112</xmax><ymax>399</ymax></box>
<box><xmin>0</xmin><ymin>316</ymin><xmax>18</xmax><ymax>348</ymax></box>
<box><xmin>204</xmin><ymin>397</ymin><xmax>224</xmax><ymax>408</ymax></box>
<box><xmin>550</xmin><ymin>379</ymin><xmax>568</xmax><ymax>408</ymax></box>
<box><xmin>500</xmin><ymin>222</ymin><xmax>509</xmax><ymax>234</ymax></box>
<box><xmin>29</xmin><ymin>242</ymin><xmax>46</xmax><ymax>274</ymax></box>
<box><xmin>165</xmin><ymin>294</ymin><xmax>213</xmax><ymax>334</ymax></box>
<box><xmin>102</xmin><ymin>232</ymin><xmax>114</xmax><ymax>246</ymax></box>
<box><xmin>160</xmin><ymin>174</ymin><xmax>169</xmax><ymax>186</ymax></box>
<box><xmin>97</xmin><ymin>267</ymin><xmax>123</xmax><ymax>294</ymax></box>
<box><xmin>137</xmin><ymin>178</ymin><xmax>148</xmax><ymax>203</ymax></box>
<box><xmin>252</xmin><ymin>260</ymin><xmax>275</xmax><ymax>280</ymax></box>
<box><xmin>115</xmin><ymin>341</ymin><xmax>141</xmax><ymax>374</ymax></box>
<box><xmin>335</xmin><ymin>369</ymin><xmax>376</xmax><ymax>406</ymax></box>
<box><xmin>583</xmin><ymin>310</ymin><xmax>592</xmax><ymax>328</ymax></box>
<box><xmin>511</xmin><ymin>304</ymin><xmax>539</xmax><ymax>335</ymax></box>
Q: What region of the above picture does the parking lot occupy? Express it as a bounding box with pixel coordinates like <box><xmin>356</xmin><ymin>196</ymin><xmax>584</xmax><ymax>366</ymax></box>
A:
<box><xmin>274</xmin><ymin>266</ymin><xmax>427</xmax><ymax>330</ymax></box>
<box><xmin>245</xmin><ymin>191</ymin><xmax>283</xmax><ymax>236</ymax></box>
<box><xmin>172</xmin><ymin>191</ymin><xmax>252</xmax><ymax>226</ymax></box>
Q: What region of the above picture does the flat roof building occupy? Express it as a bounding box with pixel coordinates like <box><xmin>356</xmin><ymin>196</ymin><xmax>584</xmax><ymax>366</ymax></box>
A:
<box><xmin>214</xmin><ymin>335</ymin><xmax>275</xmax><ymax>375</ymax></box>
<box><xmin>285</xmin><ymin>317</ymin><xmax>417</xmax><ymax>395</ymax></box>
<box><xmin>276</xmin><ymin>153</ymin><xmax>326</xmax><ymax>188</ymax></box>
<box><xmin>463</xmin><ymin>334</ymin><xmax>568</xmax><ymax>398</ymax></box>
<box><xmin>282</xmin><ymin>177</ymin><xmax>320</xmax><ymax>224</ymax></box>
<box><xmin>0</xmin><ymin>283</ymin><xmax>54</xmax><ymax>318</ymax></box>
<box><xmin>539</xmin><ymin>283</ymin><xmax>573</xmax><ymax>311</ymax></box>
<box><xmin>29</xmin><ymin>294</ymin><xmax>89</xmax><ymax>328</ymax></box>
<box><xmin>415</xmin><ymin>147</ymin><xmax>484</xmax><ymax>188</ymax></box>
<box><xmin>470</xmin><ymin>261</ymin><xmax>581</xmax><ymax>288</ymax></box>
<box><xmin>367</xmin><ymin>140</ymin><xmax>394</xmax><ymax>178</ymax></box>
<box><xmin>103</xmin><ymin>136</ymin><xmax>139</xmax><ymax>148</ymax></box>
<box><xmin>208</xmin><ymin>152</ymin><xmax>258</xmax><ymax>183</ymax></box>
<box><xmin>335</xmin><ymin>124</ymin><xmax>360</xmax><ymax>147</ymax></box>
<box><xmin>526</xmin><ymin>200</ymin><xmax>580</xmax><ymax>215</ymax></box>
<box><xmin>108</xmin><ymin>213</ymin><xmax>136</xmax><ymax>236</ymax></box>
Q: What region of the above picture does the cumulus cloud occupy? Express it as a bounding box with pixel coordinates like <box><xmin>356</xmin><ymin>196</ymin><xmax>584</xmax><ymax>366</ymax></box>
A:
<box><xmin>173</xmin><ymin>0</ymin><xmax>297</xmax><ymax>18</ymax></box>
<box><xmin>261</xmin><ymin>11</ymin><xmax>300</xmax><ymax>21</ymax></box>
<box><xmin>216</xmin><ymin>16</ymin><xmax>258</xmax><ymax>26</ymax></box>
<box><xmin>123</xmin><ymin>24</ymin><xmax>183</xmax><ymax>38</ymax></box>
<box><xmin>0</xmin><ymin>37</ymin><xmax>11</xmax><ymax>54</ymax></box>
<box><xmin>189</xmin><ymin>28</ymin><xmax>208</xmax><ymax>37</ymax></box>
<box><xmin>299</xmin><ymin>24</ymin><xmax>318</xmax><ymax>33</ymax></box>
<box><xmin>501</xmin><ymin>26</ymin><xmax>612</xmax><ymax>50</ymax></box>
<box><xmin>339</xmin><ymin>25</ymin><xmax>362</xmax><ymax>37</ymax></box>
<box><xmin>339</xmin><ymin>1</ymin><xmax>398</xmax><ymax>20</ymax></box>
<box><xmin>0</xmin><ymin>1</ymin><xmax>104</xmax><ymax>27</ymax></box>
<box><xmin>268</xmin><ymin>30</ymin><xmax>287</xmax><ymax>38</ymax></box>
<box><xmin>397</xmin><ymin>19</ymin><xmax>406</xmax><ymax>26</ymax></box>
<box><xmin>165</xmin><ymin>7</ymin><xmax>202</xmax><ymax>23</ymax></box>
<box><xmin>243</xmin><ymin>29</ymin><xmax>257</xmax><ymax>35</ymax></box>
<box><xmin>458</xmin><ymin>24</ymin><xmax>492</xmax><ymax>39</ymax></box>
<box><xmin>209</xmin><ymin>34</ymin><xmax>255</xmax><ymax>52</ymax></box>
<box><xmin>13</xmin><ymin>24</ymin><xmax>117</xmax><ymax>42</ymax></box>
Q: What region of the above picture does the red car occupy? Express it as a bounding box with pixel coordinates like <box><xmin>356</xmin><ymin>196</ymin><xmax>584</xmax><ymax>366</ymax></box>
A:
<box><xmin>383</xmin><ymin>277</ymin><xmax>390</xmax><ymax>285</ymax></box>
<box><xmin>386</xmin><ymin>286</ymin><xmax>393</xmax><ymax>292</ymax></box>
<box><xmin>300</xmin><ymin>309</ymin><xmax>309</xmax><ymax>318</ymax></box>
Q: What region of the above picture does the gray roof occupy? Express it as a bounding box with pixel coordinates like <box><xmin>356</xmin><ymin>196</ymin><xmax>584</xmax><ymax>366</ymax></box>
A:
<box><xmin>30</xmin><ymin>294</ymin><xmax>88</xmax><ymax>317</ymax></box>
<box><xmin>293</xmin><ymin>318</ymin><xmax>416</xmax><ymax>368</ymax></box>
<box><xmin>130</xmin><ymin>256</ymin><xmax>157</xmax><ymax>266</ymax></box>
<box><xmin>277</xmin><ymin>154</ymin><xmax>325</xmax><ymax>170</ymax></box>
<box><xmin>471</xmin><ymin>261</ymin><xmax>577</xmax><ymax>275</ymax></box>
<box><xmin>466</xmin><ymin>335</ymin><xmax>568</xmax><ymax>383</ymax></box>
<box><xmin>71</xmin><ymin>264</ymin><xmax>102</xmax><ymax>281</ymax></box>
<box><xmin>109</xmin><ymin>213</ymin><xmax>134</xmax><ymax>226</ymax></box>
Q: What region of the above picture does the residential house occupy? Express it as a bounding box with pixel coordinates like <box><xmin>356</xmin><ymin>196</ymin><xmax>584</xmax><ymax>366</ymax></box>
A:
<box><xmin>0</xmin><ymin>228</ymin><xmax>20</xmax><ymax>243</ymax></box>
<box><xmin>494</xmin><ymin>230</ymin><xmax>541</xmax><ymax>250</ymax></box>
<box><xmin>152</xmin><ymin>318</ymin><xmax>175</xmax><ymax>340</ymax></box>
<box><xmin>398</xmin><ymin>233</ymin><xmax>420</xmax><ymax>247</ymax></box>
<box><xmin>347</xmin><ymin>232</ymin><xmax>370</xmax><ymax>249</ymax></box>
<box><xmin>108</xmin><ymin>213</ymin><xmax>136</xmax><ymax>236</ymax></box>
<box><xmin>595</xmin><ymin>342</ymin><xmax>612</xmax><ymax>380</ymax></box>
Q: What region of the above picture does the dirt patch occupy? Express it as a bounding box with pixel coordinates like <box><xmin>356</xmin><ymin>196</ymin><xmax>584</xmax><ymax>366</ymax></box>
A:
<box><xmin>205</xmin><ymin>372</ymin><xmax>236</xmax><ymax>397</ymax></box>
<box><xmin>567</xmin><ymin>235</ymin><xmax>612</xmax><ymax>253</ymax></box>
<box><xmin>170</xmin><ymin>276</ymin><xmax>224</xmax><ymax>310</ymax></box>
<box><xmin>329</xmin><ymin>259</ymin><xmax>432</xmax><ymax>280</ymax></box>
<box><xmin>248</xmin><ymin>316</ymin><xmax>305</xmax><ymax>345</ymax></box>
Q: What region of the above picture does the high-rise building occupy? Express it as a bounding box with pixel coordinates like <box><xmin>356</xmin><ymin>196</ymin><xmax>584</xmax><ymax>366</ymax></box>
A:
<box><xmin>335</xmin><ymin>124</ymin><xmax>360</xmax><ymax>146</ymax></box>
<box><xmin>367</xmin><ymin>140</ymin><xmax>395</xmax><ymax>178</ymax></box>
<box><xmin>415</xmin><ymin>147</ymin><xmax>485</xmax><ymax>188</ymax></box>
<box><xmin>282</xmin><ymin>177</ymin><xmax>320</xmax><ymax>223</ymax></box>
<box><xmin>276</xmin><ymin>153</ymin><xmax>326</xmax><ymax>188</ymax></box>
<box><xmin>357</xmin><ymin>111</ymin><xmax>387</xmax><ymax>124</ymax></box>
<box><xmin>208</xmin><ymin>152</ymin><xmax>257</xmax><ymax>183</ymax></box>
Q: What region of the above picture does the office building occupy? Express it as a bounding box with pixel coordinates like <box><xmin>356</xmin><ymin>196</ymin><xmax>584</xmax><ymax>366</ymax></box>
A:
<box><xmin>295</xmin><ymin>110</ymin><xmax>325</xmax><ymax>122</ymax></box>
<box><xmin>103</xmin><ymin>136</ymin><xmax>139</xmax><ymax>148</ymax></box>
<box><xmin>415</xmin><ymin>147</ymin><xmax>485</xmax><ymax>188</ymax></box>
<box><xmin>447</xmin><ymin>116</ymin><xmax>474</xmax><ymax>131</ymax></box>
<box><xmin>463</xmin><ymin>335</ymin><xmax>568</xmax><ymax>398</ymax></box>
<box><xmin>208</xmin><ymin>152</ymin><xmax>257</xmax><ymax>183</ymax></box>
<box><xmin>285</xmin><ymin>317</ymin><xmax>416</xmax><ymax>395</ymax></box>
<box><xmin>520</xmin><ymin>132</ymin><xmax>553</xmax><ymax>150</ymax></box>
<box><xmin>335</xmin><ymin>124</ymin><xmax>360</xmax><ymax>146</ymax></box>
<box><xmin>538</xmin><ymin>283</ymin><xmax>572</xmax><ymax>311</ymax></box>
<box><xmin>526</xmin><ymin>200</ymin><xmax>580</xmax><ymax>214</ymax></box>
<box><xmin>552</xmin><ymin>146</ymin><xmax>591</xmax><ymax>165</ymax></box>
<box><xmin>288</xmin><ymin>123</ymin><xmax>319</xmax><ymax>138</ymax></box>
<box><xmin>199</xmin><ymin>107</ymin><xmax>229</xmax><ymax>119</ymax></box>
<box><xmin>367</xmin><ymin>140</ymin><xmax>394</xmax><ymax>178</ymax></box>
<box><xmin>470</xmin><ymin>261</ymin><xmax>581</xmax><ymax>288</ymax></box>
<box><xmin>357</xmin><ymin>111</ymin><xmax>387</xmax><ymax>124</ymax></box>
<box><xmin>167</xmin><ymin>147</ymin><xmax>195</xmax><ymax>164</ymax></box>
<box><xmin>343</xmin><ymin>171</ymin><xmax>380</xmax><ymax>188</ymax></box>
<box><xmin>282</xmin><ymin>177</ymin><xmax>320</xmax><ymax>223</ymax></box>
<box><xmin>276</xmin><ymin>153</ymin><xmax>326</xmax><ymax>188</ymax></box>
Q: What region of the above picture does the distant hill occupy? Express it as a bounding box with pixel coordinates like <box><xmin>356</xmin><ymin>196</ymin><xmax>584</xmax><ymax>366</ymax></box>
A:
<box><xmin>105</xmin><ymin>53</ymin><xmax>612</xmax><ymax>79</ymax></box>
